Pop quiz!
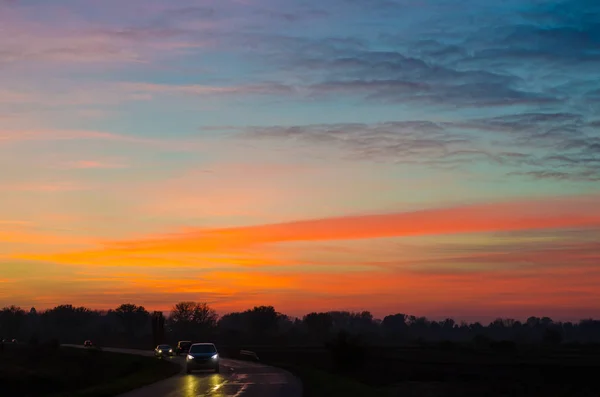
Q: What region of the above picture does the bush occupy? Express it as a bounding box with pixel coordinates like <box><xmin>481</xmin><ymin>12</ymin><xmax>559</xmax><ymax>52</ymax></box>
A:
<box><xmin>327</xmin><ymin>331</ymin><xmax>367</xmax><ymax>374</ymax></box>
<box><xmin>490</xmin><ymin>340</ymin><xmax>517</xmax><ymax>353</ymax></box>
<box><xmin>29</xmin><ymin>335</ymin><xmax>39</xmax><ymax>347</ymax></box>
<box><xmin>543</xmin><ymin>329</ymin><xmax>563</xmax><ymax>346</ymax></box>
<box><xmin>41</xmin><ymin>338</ymin><xmax>61</xmax><ymax>353</ymax></box>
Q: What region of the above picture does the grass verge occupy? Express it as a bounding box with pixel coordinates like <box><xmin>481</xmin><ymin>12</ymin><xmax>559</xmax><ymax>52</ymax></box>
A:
<box><xmin>275</xmin><ymin>364</ymin><xmax>390</xmax><ymax>397</ymax></box>
<box><xmin>0</xmin><ymin>344</ymin><xmax>180</xmax><ymax>397</ymax></box>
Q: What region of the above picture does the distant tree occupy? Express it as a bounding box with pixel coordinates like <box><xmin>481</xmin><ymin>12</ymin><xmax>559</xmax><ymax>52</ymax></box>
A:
<box><xmin>169</xmin><ymin>302</ymin><xmax>218</xmax><ymax>340</ymax></box>
<box><xmin>247</xmin><ymin>306</ymin><xmax>280</xmax><ymax>336</ymax></box>
<box><xmin>41</xmin><ymin>305</ymin><xmax>98</xmax><ymax>343</ymax></box>
<box><xmin>526</xmin><ymin>316</ymin><xmax>541</xmax><ymax>327</ymax></box>
<box><xmin>0</xmin><ymin>306</ymin><xmax>26</xmax><ymax>338</ymax></box>
<box><xmin>303</xmin><ymin>312</ymin><xmax>333</xmax><ymax>340</ymax></box>
<box><xmin>543</xmin><ymin>328</ymin><xmax>563</xmax><ymax>346</ymax></box>
<box><xmin>151</xmin><ymin>311</ymin><xmax>166</xmax><ymax>346</ymax></box>
<box><xmin>382</xmin><ymin>313</ymin><xmax>407</xmax><ymax>334</ymax></box>
<box><xmin>350</xmin><ymin>311</ymin><xmax>375</xmax><ymax>333</ymax></box>
<box><xmin>218</xmin><ymin>312</ymin><xmax>245</xmax><ymax>344</ymax></box>
<box><xmin>114</xmin><ymin>304</ymin><xmax>150</xmax><ymax>342</ymax></box>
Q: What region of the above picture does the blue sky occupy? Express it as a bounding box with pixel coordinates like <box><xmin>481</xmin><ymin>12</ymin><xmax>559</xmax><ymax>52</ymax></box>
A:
<box><xmin>1</xmin><ymin>0</ymin><xmax>600</xmax><ymax>320</ymax></box>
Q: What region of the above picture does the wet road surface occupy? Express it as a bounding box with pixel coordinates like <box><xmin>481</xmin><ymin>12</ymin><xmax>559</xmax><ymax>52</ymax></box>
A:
<box><xmin>63</xmin><ymin>345</ymin><xmax>302</xmax><ymax>397</ymax></box>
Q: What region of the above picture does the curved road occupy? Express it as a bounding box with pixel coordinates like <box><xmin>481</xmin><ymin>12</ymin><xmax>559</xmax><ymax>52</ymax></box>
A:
<box><xmin>64</xmin><ymin>345</ymin><xmax>302</xmax><ymax>397</ymax></box>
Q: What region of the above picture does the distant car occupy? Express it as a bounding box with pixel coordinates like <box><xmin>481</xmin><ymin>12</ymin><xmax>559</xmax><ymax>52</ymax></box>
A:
<box><xmin>83</xmin><ymin>340</ymin><xmax>93</xmax><ymax>347</ymax></box>
<box><xmin>154</xmin><ymin>344</ymin><xmax>174</xmax><ymax>357</ymax></box>
<box><xmin>185</xmin><ymin>343</ymin><xmax>220</xmax><ymax>374</ymax></box>
<box><xmin>11</xmin><ymin>339</ymin><xmax>17</xmax><ymax>344</ymax></box>
<box><xmin>176</xmin><ymin>340</ymin><xmax>192</xmax><ymax>355</ymax></box>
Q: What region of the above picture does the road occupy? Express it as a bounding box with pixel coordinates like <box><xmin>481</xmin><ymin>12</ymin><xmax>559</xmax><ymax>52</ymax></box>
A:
<box><xmin>63</xmin><ymin>345</ymin><xmax>302</xmax><ymax>397</ymax></box>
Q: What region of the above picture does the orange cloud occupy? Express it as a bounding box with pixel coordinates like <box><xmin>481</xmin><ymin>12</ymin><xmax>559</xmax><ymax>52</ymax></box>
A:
<box><xmin>106</xmin><ymin>194</ymin><xmax>600</xmax><ymax>249</ymax></box>
<box><xmin>14</xmin><ymin>194</ymin><xmax>600</xmax><ymax>268</ymax></box>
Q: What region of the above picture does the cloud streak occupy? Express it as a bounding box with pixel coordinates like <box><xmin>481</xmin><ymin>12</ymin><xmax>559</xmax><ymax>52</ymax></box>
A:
<box><xmin>16</xmin><ymin>195</ymin><xmax>600</xmax><ymax>266</ymax></box>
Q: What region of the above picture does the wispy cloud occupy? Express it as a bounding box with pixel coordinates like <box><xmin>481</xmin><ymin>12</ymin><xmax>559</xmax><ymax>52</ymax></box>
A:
<box><xmin>0</xmin><ymin>128</ymin><xmax>207</xmax><ymax>152</ymax></box>
<box><xmin>122</xmin><ymin>82</ymin><xmax>295</xmax><ymax>97</ymax></box>
<box><xmin>238</xmin><ymin>114</ymin><xmax>600</xmax><ymax>181</ymax></box>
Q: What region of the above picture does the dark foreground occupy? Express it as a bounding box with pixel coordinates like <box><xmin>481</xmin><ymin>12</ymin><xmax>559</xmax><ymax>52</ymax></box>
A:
<box><xmin>0</xmin><ymin>343</ymin><xmax>179</xmax><ymax>397</ymax></box>
<box><xmin>234</xmin><ymin>344</ymin><xmax>600</xmax><ymax>397</ymax></box>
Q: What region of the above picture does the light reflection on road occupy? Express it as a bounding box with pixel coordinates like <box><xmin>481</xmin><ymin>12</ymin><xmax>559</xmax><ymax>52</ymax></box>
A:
<box><xmin>183</xmin><ymin>372</ymin><xmax>228</xmax><ymax>397</ymax></box>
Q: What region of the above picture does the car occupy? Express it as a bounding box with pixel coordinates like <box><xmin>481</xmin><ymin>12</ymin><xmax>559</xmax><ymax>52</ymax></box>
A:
<box><xmin>154</xmin><ymin>344</ymin><xmax>174</xmax><ymax>357</ymax></box>
<box><xmin>175</xmin><ymin>340</ymin><xmax>192</xmax><ymax>356</ymax></box>
<box><xmin>185</xmin><ymin>343</ymin><xmax>220</xmax><ymax>374</ymax></box>
<box><xmin>83</xmin><ymin>340</ymin><xmax>93</xmax><ymax>347</ymax></box>
<box><xmin>11</xmin><ymin>339</ymin><xmax>17</xmax><ymax>344</ymax></box>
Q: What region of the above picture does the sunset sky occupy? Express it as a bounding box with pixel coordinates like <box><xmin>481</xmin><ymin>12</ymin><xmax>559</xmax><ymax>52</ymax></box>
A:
<box><xmin>1</xmin><ymin>0</ymin><xmax>599</xmax><ymax>322</ymax></box>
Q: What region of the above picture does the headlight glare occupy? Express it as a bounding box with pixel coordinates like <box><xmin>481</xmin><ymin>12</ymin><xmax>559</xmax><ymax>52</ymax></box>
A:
<box><xmin>187</xmin><ymin>354</ymin><xmax>194</xmax><ymax>360</ymax></box>
<box><xmin>211</xmin><ymin>353</ymin><xmax>218</xmax><ymax>360</ymax></box>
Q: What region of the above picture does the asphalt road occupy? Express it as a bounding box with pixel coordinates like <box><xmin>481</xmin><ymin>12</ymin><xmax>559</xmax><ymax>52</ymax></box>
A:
<box><xmin>63</xmin><ymin>345</ymin><xmax>302</xmax><ymax>397</ymax></box>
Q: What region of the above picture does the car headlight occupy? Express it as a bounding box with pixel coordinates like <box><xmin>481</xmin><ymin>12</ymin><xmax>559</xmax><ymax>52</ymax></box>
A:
<box><xmin>211</xmin><ymin>354</ymin><xmax>218</xmax><ymax>360</ymax></box>
<box><xmin>169</xmin><ymin>349</ymin><xmax>173</xmax><ymax>353</ymax></box>
<box><xmin>158</xmin><ymin>349</ymin><xmax>162</xmax><ymax>353</ymax></box>
<box><xmin>187</xmin><ymin>354</ymin><xmax>194</xmax><ymax>360</ymax></box>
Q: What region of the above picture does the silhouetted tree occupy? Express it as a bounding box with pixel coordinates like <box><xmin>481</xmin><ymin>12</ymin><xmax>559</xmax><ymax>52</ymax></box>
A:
<box><xmin>303</xmin><ymin>312</ymin><xmax>333</xmax><ymax>342</ymax></box>
<box><xmin>151</xmin><ymin>311</ymin><xmax>166</xmax><ymax>346</ymax></box>
<box><xmin>114</xmin><ymin>303</ymin><xmax>149</xmax><ymax>342</ymax></box>
<box><xmin>169</xmin><ymin>302</ymin><xmax>218</xmax><ymax>340</ymax></box>
<box><xmin>382</xmin><ymin>313</ymin><xmax>409</xmax><ymax>342</ymax></box>
<box><xmin>0</xmin><ymin>306</ymin><xmax>26</xmax><ymax>339</ymax></box>
<box><xmin>247</xmin><ymin>306</ymin><xmax>280</xmax><ymax>338</ymax></box>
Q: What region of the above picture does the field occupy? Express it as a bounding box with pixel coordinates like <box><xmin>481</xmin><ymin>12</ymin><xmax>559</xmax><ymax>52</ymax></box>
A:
<box><xmin>0</xmin><ymin>343</ymin><xmax>180</xmax><ymax>397</ymax></box>
<box><xmin>225</xmin><ymin>344</ymin><xmax>600</xmax><ymax>397</ymax></box>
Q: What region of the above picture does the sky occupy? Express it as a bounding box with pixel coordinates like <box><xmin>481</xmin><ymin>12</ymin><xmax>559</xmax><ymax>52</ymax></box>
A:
<box><xmin>1</xmin><ymin>0</ymin><xmax>599</xmax><ymax>322</ymax></box>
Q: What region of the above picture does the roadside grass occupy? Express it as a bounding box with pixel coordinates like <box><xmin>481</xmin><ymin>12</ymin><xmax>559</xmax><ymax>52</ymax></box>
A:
<box><xmin>0</xmin><ymin>344</ymin><xmax>180</xmax><ymax>397</ymax></box>
<box><xmin>273</xmin><ymin>364</ymin><xmax>391</xmax><ymax>397</ymax></box>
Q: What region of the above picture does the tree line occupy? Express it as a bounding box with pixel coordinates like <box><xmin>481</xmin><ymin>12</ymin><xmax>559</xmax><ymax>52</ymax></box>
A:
<box><xmin>2</xmin><ymin>302</ymin><xmax>600</xmax><ymax>349</ymax></box>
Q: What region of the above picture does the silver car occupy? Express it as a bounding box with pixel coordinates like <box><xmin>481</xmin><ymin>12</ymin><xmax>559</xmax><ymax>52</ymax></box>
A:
<box><xmin>185</xmin><ymin>343</ymin><xmax>220</xmax><ymax>373</ymax></box>
<box><xmin>154</xmin><ymin>344</ymin><xmax>174</xmax><ymax>357</ymax></box>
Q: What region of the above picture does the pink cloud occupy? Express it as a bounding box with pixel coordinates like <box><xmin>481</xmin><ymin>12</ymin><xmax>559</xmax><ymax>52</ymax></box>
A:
<box><xmin>59</xmin><ymin>160</ymin><xmax>128</xmax><ymax>170</ymax></box>
<box><xmin>0</xmin><ymin>128</ymin><xmax>206</xmax><ymax>152</ymax></box>
<box><xmin>0</xmin><ymin>5</ymin><xmax>213</xmax><ymax>67</ymax></box>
